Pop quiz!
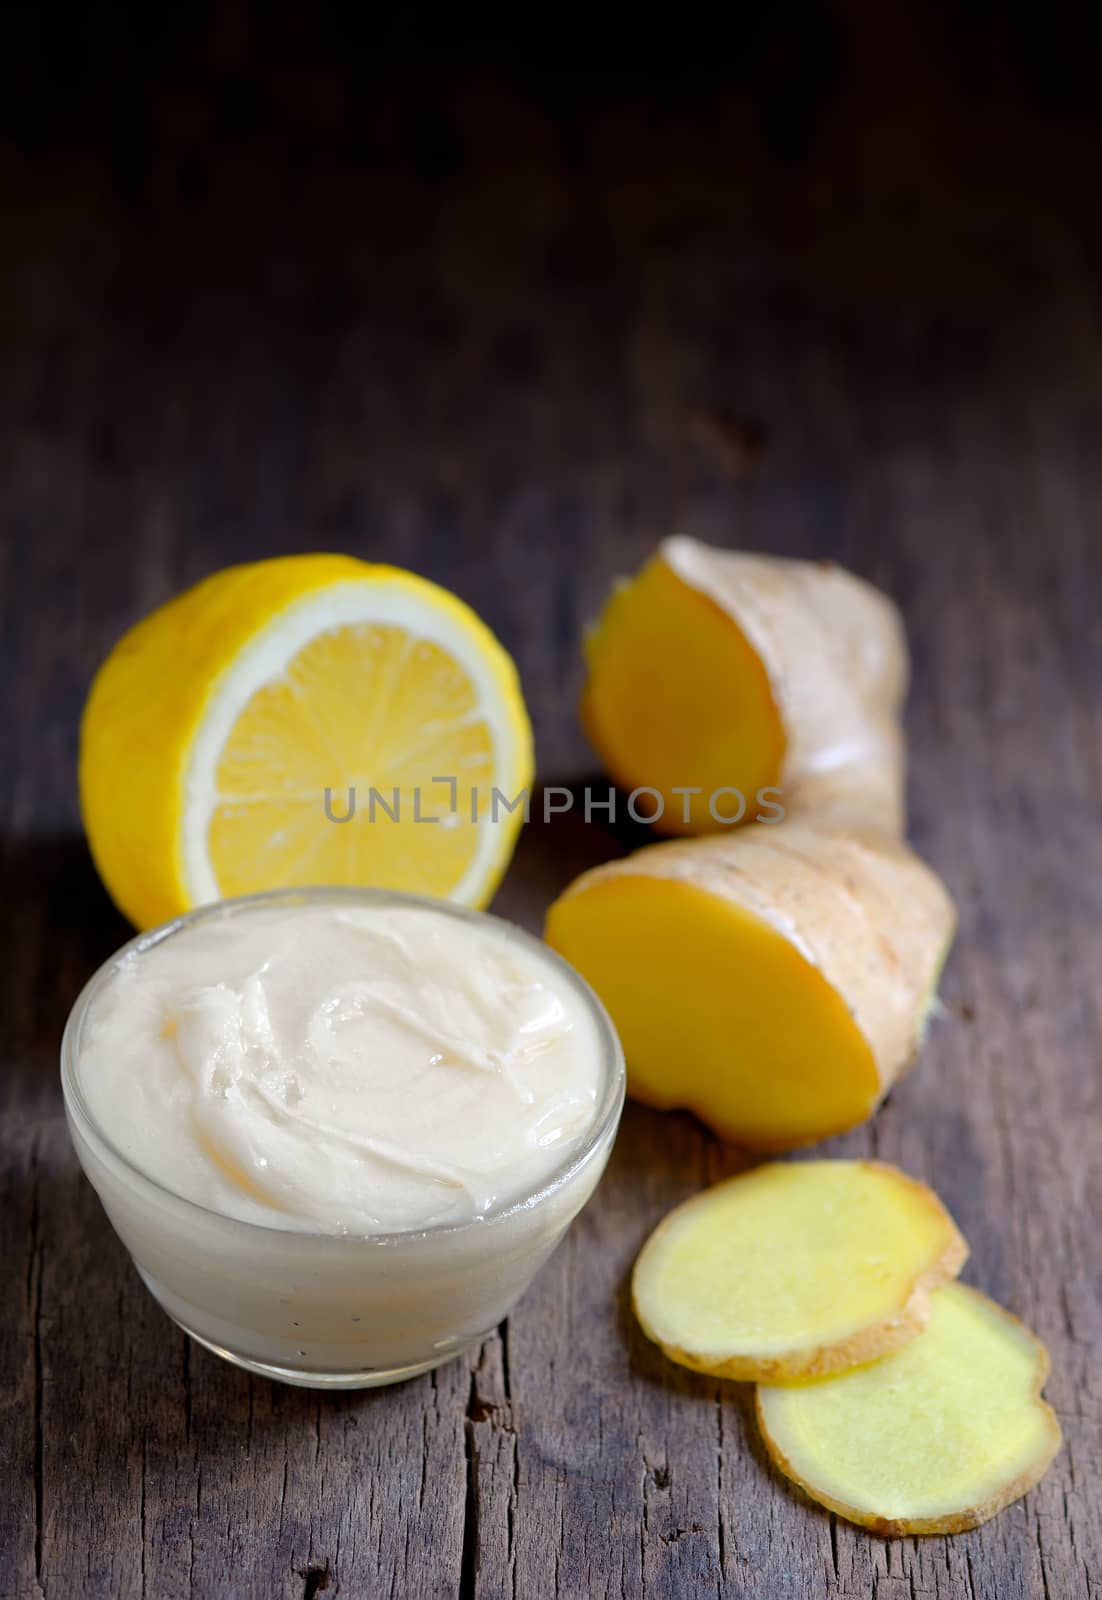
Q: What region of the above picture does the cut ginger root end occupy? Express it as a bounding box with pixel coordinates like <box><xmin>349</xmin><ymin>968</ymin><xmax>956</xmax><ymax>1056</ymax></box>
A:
<box><xmin>756</xmin><ymin>1282</ymin><xmax>1062</xmax><ymax>1536</ymax></box>
<box><xmin>633</xmin><ymin>1161</ymin><xmax>968</xmax><ymax>1381</ymax></box>
<box><xmin>580</xmin><ymin>550</ymin><xmax>784</xmax><ymax>835</ymax></box>
<box><xmin>544</xmin><ymin>815</ymin><xmax>956</xmax><ymax>1149</ymax></box>
<box><xmin>580</xmin><ymin>538</ymin><xmax>909</xmax><ymax>836</ymax></box>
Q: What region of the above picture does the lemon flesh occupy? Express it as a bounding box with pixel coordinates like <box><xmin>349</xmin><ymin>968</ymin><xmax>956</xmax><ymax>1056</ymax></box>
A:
<box><xmin>80</xmin><ymin>555</ymin><xmax>533</xmax><ymax>928</ymax></box>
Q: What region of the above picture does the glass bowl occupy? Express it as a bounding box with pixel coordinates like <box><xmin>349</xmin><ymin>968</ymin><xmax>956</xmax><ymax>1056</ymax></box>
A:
<box><xmin>61</xmin><ymin>887</ymin><xmax>625</xmax><ymax>1388</ymax></box>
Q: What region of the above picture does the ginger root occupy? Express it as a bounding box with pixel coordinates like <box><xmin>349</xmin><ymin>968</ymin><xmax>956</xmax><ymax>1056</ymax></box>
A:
<box><xmin>756</xmin><ymin>1283</ymin><xmax>1062</xmax><ymax>1536</ymax></box>
<box><xmin>633</xmin><ymin>1161</ymin><xmax>967</xmax><ymax>1381</ymax></box>
<box><xmin>545</xmin><ymin>813</ymin><xmax>956</xmax><ymax>1150</ymax></box>
<box><xmin>580</xmin><ymin>537</ymin><xmax>909</xmax><ymax>836</ymax></box>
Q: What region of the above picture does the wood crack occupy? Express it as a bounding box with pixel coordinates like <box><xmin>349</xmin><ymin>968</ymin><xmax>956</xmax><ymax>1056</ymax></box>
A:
<box><xmin>28</xmin><ymin>1130</ymin><xmax>44</xmax><ymax>1598</ymax></box>
<box><xmin>300</xmin><ymin>1559</ymin><xmax>332</xmax><ymax>1599</ymax></box>
<box><xmin>459</xmin><ymin>1367</ymin><xmax>481</xmax><ymax>1600</ymax></box>
<box><xmin>499</xmin><ymin>1320</ymin><xmax>520</xmax><ymax>1600</ymax></box>
<box><xmin>716</xmin><ymin>1395</ymin><xmax>727</xmax><ymax>1588</ymax></box>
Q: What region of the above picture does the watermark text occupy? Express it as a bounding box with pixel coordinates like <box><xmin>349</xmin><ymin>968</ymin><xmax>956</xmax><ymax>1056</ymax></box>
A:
<box><xmin>323</xmin><ymin>780</ymin><xmax>785</xmax><ymax>827</ymax></box>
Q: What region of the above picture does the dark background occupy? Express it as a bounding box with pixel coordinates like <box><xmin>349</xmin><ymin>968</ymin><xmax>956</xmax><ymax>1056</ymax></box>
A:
<box><xmin>2</xmin><ymin>7</ymin><xmax>1100</xmax><ymax>1599</ymax></box>
<box><xmin>4</xmin><ymin>3</ymin><xmax>1101</xmax><ymax>786</ymax></box>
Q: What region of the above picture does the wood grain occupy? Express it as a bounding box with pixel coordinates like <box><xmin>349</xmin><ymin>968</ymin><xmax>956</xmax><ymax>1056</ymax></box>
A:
<box><xmin>2</xmin><ymin>10</ymin><xmax>1100</xmax><ymax>1598</ymax></box>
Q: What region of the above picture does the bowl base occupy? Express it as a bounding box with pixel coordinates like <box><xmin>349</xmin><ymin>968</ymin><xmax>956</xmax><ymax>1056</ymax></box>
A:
<box><xmin>170</xmin><ymin>1316</ymin><xmax>478</xmax><ymax>1390</ymax></box>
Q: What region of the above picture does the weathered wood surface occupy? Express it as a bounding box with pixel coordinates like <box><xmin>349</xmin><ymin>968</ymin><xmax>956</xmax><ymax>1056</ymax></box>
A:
<box><xmin>1</xmin><ymin>11</ymin><xmax>1100</xmax><ymax>1598</ymax></box>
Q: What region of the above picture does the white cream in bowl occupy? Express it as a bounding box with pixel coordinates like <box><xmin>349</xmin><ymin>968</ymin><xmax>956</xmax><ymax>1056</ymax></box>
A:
<box><xmin>62</xmin><ymin>890</ymin><xmax>624</xmax><ymax>1387</ymax></box>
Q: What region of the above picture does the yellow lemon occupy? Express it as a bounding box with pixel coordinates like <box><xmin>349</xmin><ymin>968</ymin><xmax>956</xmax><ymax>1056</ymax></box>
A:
<box><xmin>80</xmin><ymin>555</ymin><xmax>534</xmax><ymax>928</ymax></box>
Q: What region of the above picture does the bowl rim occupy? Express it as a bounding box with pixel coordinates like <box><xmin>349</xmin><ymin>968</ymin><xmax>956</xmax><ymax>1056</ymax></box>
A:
<box><xmin>61</xmin><ymin>884</ymin><xmax>626</xmax><ymax>1246</ymax></box>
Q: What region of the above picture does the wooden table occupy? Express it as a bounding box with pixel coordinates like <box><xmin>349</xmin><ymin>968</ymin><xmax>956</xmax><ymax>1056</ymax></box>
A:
<box><xmin>2</xmin><ymin>13</ymin><xmax>1099</xmax><ymax>1598</ymax></box>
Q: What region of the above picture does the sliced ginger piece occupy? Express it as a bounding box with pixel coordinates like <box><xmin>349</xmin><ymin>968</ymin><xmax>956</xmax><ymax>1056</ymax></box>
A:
<box><xmin>756</xmin><ymin>1282</ymin><xmax>1062</xmax><ymax>1536</ymax></box>
<box><xmin>633</xmin><ymin>1161</ymin><xmax>967</xmax><ymax>1381</ymax></box>
<box><xmin>545</xmin><ymin>815</ymin><xmax>956</xmax><ymax>1149</ymax></box>
<box><xmin>581</xmin><ymin>538</ymin><xmax>909</xmax><ymax>836</ymax></box>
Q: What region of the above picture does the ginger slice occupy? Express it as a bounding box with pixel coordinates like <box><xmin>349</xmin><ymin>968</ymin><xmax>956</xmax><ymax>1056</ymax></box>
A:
<box><xmin>580</xmin><ymin>538</ymin><xmax>908</xmax><ymax>836</ymax></box>
<box><xmin>756</xmin><ymin>1283</ymin><xmax>1062</xmax><ymax>1536</ymax></box>
<box><xmin>545</xmin><ymin>815</ymin><xmax>956</xmax><ymax>1149</ymax></box>
<box><xmin>633</xmin><ymin>1161</ymin><xmax>967</xmax><ymax>1381</ymax></box>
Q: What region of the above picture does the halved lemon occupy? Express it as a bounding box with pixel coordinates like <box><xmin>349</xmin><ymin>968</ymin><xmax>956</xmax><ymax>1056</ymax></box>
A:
<box><xmin>80</xmin><ymin>555</ymin><xmax>534</xmax><ymax>928</ymax></box>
